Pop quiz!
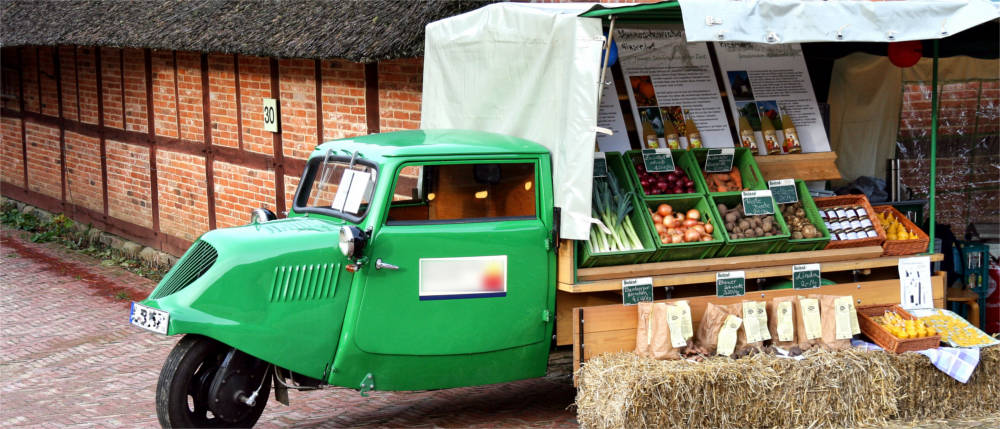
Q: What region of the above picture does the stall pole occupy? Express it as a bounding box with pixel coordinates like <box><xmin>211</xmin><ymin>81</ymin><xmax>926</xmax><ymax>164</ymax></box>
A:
<box><xmin>596</xmin><ymin>16</ymin><xmax>617</xmax><ymax>107</ymax></box>
<box><xmin>928</xmin><ymin>40</ymin><xmax>939</xmax><ymax>254</ymax></box>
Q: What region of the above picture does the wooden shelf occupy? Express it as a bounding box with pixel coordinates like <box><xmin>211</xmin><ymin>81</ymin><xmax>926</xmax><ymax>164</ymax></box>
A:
<box><xmin>559</xmin><ymin>249</ymin><xmax>943</xmax><ymax>293</ymax></box>
<box><xmin>754</xmin><ymin>151</ymin><xmax>841</xmax><ymax>182</ymax></box>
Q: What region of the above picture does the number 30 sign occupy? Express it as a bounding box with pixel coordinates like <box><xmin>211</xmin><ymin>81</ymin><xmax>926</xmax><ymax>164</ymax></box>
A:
<box><xmin>263</xmin><ymin>98</ymin><xmax>280</xmax><ymax>133</ymax></box>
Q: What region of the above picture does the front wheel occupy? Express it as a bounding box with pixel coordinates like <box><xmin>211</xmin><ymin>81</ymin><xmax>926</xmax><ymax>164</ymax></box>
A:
<box><xmin>156</xmin><ymin>335</ymin><xmax>271</xmax><ymax>428</ymax></box>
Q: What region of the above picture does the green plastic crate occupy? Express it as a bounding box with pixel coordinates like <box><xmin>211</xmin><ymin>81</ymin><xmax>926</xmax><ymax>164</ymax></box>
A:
<box><xmin>710</xmin><ymin>192</ymin><xmax>790</xmax><ymax>257</ymax></box>
<box><xmin>777</xmin><ymin>179</ymin><xmax>831</xmax><ymax>252</ymax></box>
<box><xmin>622</xmin><ymin>149</ymin><xmax>707</xmax><ymax>198</ymax></box>
<box><xmin>641</xmin><ymin>195</ymin><xmax>725</xmax><ymax>262</ymax></box>
<box><xmin>578</xmin><ymin>152</ymin><xmax>657</xmax><ymax>267</ymax></box>
<box><xmin>690</xmin><ymin>148</ymin><xmax>766</xmax><ymax>194</ymax></box>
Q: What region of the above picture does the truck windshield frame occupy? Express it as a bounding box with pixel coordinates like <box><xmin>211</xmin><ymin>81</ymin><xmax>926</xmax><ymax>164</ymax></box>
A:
<box><xmin>292</xmin><ymin>154</ymin><xmax>379</xmax><ymax>223</ymax></box>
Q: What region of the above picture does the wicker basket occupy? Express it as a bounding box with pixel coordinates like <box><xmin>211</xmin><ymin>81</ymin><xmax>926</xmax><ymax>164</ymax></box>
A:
<box><xmin>872</xmin><ymin>205</ymin><xmax>930</xmax><ymax>256</ymax></box>
<box><xmin>812</xmin><ymin>195</ymin><xmax>886</xmax><ymax>250</ymax></box>
<box><xmin>856</xmin><ymin>304</ymin><xmax>940</xmax><ymax>353</ymax></box>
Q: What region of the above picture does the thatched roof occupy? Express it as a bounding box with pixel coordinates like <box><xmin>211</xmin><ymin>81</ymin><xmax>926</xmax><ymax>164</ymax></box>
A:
<box><xmin>1</xmin><ymin>0</ymin><xmax>494</xmax><ymax>63</ymax></box>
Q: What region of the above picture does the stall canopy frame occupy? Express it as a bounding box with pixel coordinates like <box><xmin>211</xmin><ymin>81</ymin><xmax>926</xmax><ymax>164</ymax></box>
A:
<box><xmin>581</xmin><ymin>0</ymin><xmax>997</xmax><ymax>253</ymax></box>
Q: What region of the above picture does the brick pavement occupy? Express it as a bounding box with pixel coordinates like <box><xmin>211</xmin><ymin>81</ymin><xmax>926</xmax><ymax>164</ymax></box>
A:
<box><xmin>0</xmin><ymin>229</ymin><xmax>578</xmax><ymax>428</ymax></box>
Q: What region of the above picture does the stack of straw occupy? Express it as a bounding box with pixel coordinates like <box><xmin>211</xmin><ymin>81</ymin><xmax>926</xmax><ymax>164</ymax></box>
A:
<box><xmin>575</xmin><ymin>346</ymin><xmax>999</xmax><ymax>428</ymax></box>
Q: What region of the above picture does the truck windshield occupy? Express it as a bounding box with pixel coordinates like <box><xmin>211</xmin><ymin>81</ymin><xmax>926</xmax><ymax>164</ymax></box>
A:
<box><xmin>294</xmin><ymin>155</ymin><xmax>377</xmax><ymax>221</ymax></box>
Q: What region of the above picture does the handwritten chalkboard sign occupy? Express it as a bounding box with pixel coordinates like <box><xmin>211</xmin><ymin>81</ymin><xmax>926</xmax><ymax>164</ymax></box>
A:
<box><xmin>622</xmin><ymin>277</ymin><xmax>654</xmax><ymax>305</ymax></box>
<box><xmin>793</xmin><ymin>264</ymin><xmax>821</xmax><ymax>289</ymax></box>
<box><xmin>768</xmin><ymin>179</ymin><xmax>798</xmax><ymax>204</ymax></box>
<box><xmin>642</xmin><ymin>149</ymin><xmax>675</xmax><ymax>173</ymax></box>
<box><xmin>716</xmin><ymin>271</ymin><xmax>746</xmax><ymax>297</ymax></box>
<box><xmin>705</xmin><ymin>148</ymin><xmax>735</xmax><ymax>173</ymax></box>
<box><xmin>741</xmin><ymin>190</ymin><xmax>774</xmax><ymax>215</ymax></box>
<box><xmin>593</xmin><ymin>153</ymin><xmax>608</xmax><ymax>178</ymax></box>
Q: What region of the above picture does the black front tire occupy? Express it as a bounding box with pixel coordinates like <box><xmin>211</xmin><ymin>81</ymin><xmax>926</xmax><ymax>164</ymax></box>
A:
<box><xmin>156</xmin><ymin>335</ymin><xmax>270</xmax><ymax>428</ymax></box>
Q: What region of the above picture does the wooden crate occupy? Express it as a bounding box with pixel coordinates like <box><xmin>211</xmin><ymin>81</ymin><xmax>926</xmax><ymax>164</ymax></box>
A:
<box><xmin>856</xmin><ymin>304</ymin><xmax>940</xmax><ymax>353</ymax></box>
<box><xmin>872</xmin><ymin>205</ymin><xmax>929</xmax><ymax>256</ymax></box>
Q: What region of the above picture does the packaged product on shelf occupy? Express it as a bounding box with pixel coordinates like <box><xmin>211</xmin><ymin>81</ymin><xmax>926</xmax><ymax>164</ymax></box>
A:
<box><xmin>768</xmin><ymin>296</ymin><xmax>798</xmax><ymax>349</ymax></box>
<box><xmin>696</xmin><ymin>302</ymin><xmax>744</xmax><ymax>356</ymax></box>
<box><xmin>811</xmin><ymin>294</ymin><xmax>855</xmax><ymax>350</ymax></box>
<box><xmin>794</xmin><ymin>296</ymin><xmax>822</xmax><ymax>350</ymax></box>
<box><xmin>635</xmin><ymin>302</ymin><xmax>684</xmax><ymax>360</ymax></box>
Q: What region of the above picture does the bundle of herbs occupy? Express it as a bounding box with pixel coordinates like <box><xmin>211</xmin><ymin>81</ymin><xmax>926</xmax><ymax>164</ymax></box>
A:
<box><xmin>587</xmin><ymin>169</ymin><xmax>643</xmax><ymax>253</ymax></box>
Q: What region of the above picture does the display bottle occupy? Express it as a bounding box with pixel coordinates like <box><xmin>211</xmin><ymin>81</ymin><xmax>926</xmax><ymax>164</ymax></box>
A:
<box><xmin>663</xmin><ymin>115</ymin><xmax>681</xmax><ymax>149</ymax></box>
<box><xmin>780</xmin><ymin>107</ymin><xmax>802</xmax><ymax>153</ymax></box>
<box><xmin>760</xmin><ymin>114</ymin><xmax>782</xmax><ymax>155</ymax></box>
<box><xmin>683</xmin><ymin>109</ymin><xmax>702</xmax><ymax>149</ymax></box>
<box><xmin>737</xmin><ymin>113</ymin><xmax>759</xmax><ymax>154</ymax></box>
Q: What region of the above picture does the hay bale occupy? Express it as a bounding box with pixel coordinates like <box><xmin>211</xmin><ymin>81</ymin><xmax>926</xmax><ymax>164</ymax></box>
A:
<box><xmin>894</xmin><ymin>345</ymin><xmax>1000</xmax><ymax>420</ymax></box>
<box><xmin>576</xmin><ymin>349</ymin><xmax>899</xmax><ymax>428</ymax></box>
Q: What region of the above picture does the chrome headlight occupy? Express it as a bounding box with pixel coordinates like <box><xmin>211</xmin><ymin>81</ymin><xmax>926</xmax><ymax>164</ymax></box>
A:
<box><xmin>339</xmin><ymin>225</ymin><xmax>365</xmax><ymax>259</ymax></box>
<box><xmin>250</xmin><ymin>208</ymin><xmax>277</xmax><ymax>224</ymax></box>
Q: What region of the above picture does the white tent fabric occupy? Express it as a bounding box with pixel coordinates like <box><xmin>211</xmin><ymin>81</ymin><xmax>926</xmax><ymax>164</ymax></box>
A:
<box><xmin>421</xmin><ymin>3</ymin><xmax>605</xmax><ymax>240</ymax></box>
<box><xmin>678</xmin><ymin>0</ymin><xmax>1000</xmax><ymax>44</ymax></box>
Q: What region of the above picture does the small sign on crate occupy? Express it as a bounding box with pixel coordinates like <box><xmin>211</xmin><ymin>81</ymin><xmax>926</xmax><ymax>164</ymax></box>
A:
<box><xmin>641</xmin><ymin>149</ymin><xmax>675</xmax><ymax>173</ymax></box>
<box><xmin>704</xmin><ymin>148</ymin><xmax>734</xmax><ymax>173</ymax></box>
<box><xmin>792</xmin><ymin>264</ymin><xmax>821</xmax><ymax>289</ymax></box>
<box><xmin>716</xmin><ymin>271</ymin><xmax>745</xmax><ymax>297</ymax></box>
<box><xmin>768</xmin><ymin>179</ymin><xmax>798</xmax><ymax>204</ymax></box>
<box><xmin>622</xmin><ymin>277</ymin><xmax>654</xmax><ymax>305</ymax></box>
<box><xmin>593</xmin><ymin>153</ymin><xmax>608</xmax><ymax>178</ymax></box>
<box><xmin>741</xmin><ymin>190</ymin><xmax>774</xmax><ymax>216</ymax></box>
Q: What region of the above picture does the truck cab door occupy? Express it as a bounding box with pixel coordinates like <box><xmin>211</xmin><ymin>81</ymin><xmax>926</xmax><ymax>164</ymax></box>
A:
<box><xmin>354</xmin><ymin>159</ymin><xmax>553</xmax><ymax>363</ymax></box>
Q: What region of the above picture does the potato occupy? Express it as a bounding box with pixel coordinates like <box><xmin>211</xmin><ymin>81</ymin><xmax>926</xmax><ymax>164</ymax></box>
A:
<box><xmin>738</xmin><ymin>219</ymin><xmax>750</xmax><ymax>230</ymax></box>
<box><xmin>718</xmin><ymin>203</ymin><xmax>728</xmax><ymax>213</ymax></box>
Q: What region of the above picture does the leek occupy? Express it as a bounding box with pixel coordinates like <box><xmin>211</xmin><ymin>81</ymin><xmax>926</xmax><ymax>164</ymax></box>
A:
<box><xmin>587</xmin><ymin>166</ymin><xmax>643</xmax><ymax>253</ymax></box>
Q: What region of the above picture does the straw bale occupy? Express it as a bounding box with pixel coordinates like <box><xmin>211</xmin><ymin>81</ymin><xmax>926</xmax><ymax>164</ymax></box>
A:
<box><xmin>575</xmin><ymin>349</ymin><xmax>899</xmax><ymax>428</ymax></box>
<box><xmin>894</xmin><ymin>345</ymin><xmax>1000</xmax><ymax>420</ymax></box>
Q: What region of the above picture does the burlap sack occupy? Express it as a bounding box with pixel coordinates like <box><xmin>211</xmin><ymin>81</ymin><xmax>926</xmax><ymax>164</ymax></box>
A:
<box><xmin>793</xmin><ymin>296</ymin><xmax>820</xmax><ymax>350</ymax></box>
<box><xmin>635</xmin><ymin>302</ymin><xmax>653</xmax><ymax>358</ymax></box>
<box><xmin>695</xmin><ymin>302</ymin><xmax>730</xmax><ymax>355</ymax></box>
<box><xmin>767</xmin><ymin>296</ymin><xmax>798</xmax><ymax>349</ymax></box>
<box><xmin>810</xmin><ymin>294</ymin><xmax>853</xmax><ymax>350</ymax></box>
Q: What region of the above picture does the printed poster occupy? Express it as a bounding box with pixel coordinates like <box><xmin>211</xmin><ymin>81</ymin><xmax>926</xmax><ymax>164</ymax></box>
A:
<box><xmin>615</xmin><ymin>25</ymin><xmax>734</xmax><ymax>149</ymax></box>
<box><xmin>596</xmin><ymin>72</ymin><xmax>632</xmax><ymax>153</ymax></box>
<box><xmin>714</xmin><ymin>42</ymin><xmax>831</xmax><ymax>154</ymax></box>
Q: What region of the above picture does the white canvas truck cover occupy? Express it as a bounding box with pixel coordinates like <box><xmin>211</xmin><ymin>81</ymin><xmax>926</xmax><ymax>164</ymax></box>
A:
<box><xmin>421</xmin><ymin>3</ymin><xmax>605</xmax><ymax>240</ymax></box>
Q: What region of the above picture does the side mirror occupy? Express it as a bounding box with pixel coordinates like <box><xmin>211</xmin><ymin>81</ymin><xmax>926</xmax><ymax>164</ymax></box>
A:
<box><xmin>339</xmin><ymin>225</ymin><xmax>367</xmax><ymax>260</ymax></box>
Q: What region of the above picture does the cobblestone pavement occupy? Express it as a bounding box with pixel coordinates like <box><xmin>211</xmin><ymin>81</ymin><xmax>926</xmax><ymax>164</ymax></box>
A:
<box><xmin>0</xmin><ymin>230</ymin><xmax>578</xmax><ymax>428</ymax></box>
<box><xmin>1</xmin><ymin>229</ymin><xmax>998</xmax><ymax>428</ymax></box>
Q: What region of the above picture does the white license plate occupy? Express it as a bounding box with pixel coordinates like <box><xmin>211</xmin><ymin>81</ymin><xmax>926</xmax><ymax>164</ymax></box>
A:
<box><xmin>130</xmin><ymin>302</ymin><xmax>169</xmax><ymax>335</ymax></box>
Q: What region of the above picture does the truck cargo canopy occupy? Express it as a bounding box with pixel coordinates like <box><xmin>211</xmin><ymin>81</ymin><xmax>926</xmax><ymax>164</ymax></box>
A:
<box><xmin>422</xmin><ymin>3</ymin><xmax>603</xmax><ymax>240</ymax></box>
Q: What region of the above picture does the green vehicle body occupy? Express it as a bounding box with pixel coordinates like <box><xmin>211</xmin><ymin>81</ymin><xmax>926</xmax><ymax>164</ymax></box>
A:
<box><xmin>138</xmin><ymin>129</ymin><xmax>558</xmax><ymax>391</ymax></box>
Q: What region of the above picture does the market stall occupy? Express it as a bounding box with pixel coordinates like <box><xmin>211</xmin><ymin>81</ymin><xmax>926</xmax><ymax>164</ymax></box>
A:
<box><xmin>422</xmin><ymin>1</ymin><xmax>999</xmax><ymax>425</ymax></box>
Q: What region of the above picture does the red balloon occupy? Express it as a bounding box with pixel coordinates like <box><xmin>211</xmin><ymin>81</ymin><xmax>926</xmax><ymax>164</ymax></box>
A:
<box><xmin>888</xmin><ymin>41</ymin><xmax>923</xmax><ymax>68</ymax></box>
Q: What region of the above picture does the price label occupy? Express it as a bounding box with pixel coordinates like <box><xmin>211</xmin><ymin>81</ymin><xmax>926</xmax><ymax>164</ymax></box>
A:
<box><xmin>716</xmin><ymin>271</ymin><xmax>745</xmax><ymax>297</ymax></box>
<box><xmin>622</xmin><ymin>277</ymin><xmax>654</xmax><ymax>305</ymax></box>
<box><xmin>800</xmin><ymin>298</ymin><xmax>822</xmax><ymax>340</ymax></box>
<box><xmin>741</xmin><ymin>190</ymin><xmax>774</xmax><ymax>216</ymax></box>
<box><xmin>666</xmin><ymin>305</ymin><xmax>687</xmax><ymax>348</ymax></box>
<box><xmin>792</xmin><ymin>264</ymin><xmax>822</xmax><ymax>289</ymax></box>
<box><xmin>593</xmin><ymin>152</ymin><xmax>608</xmax><ymax>178</ymax></box>
<box><xmin>776</xmin><ymin>301</ymin><xmax>794</xmax><ymax>341</ymax></box>
<box><xmin>717</xmin><ymin>315</ymin><xmax>742</xmax><ymax>356</ymax></box>
<box><xmin>675</xmin><ymin>300</ymin><xmax>693</xmax><ymax>340</ymax></box>
<box><xmin>768</xmin><ymin>179</ymin><xmax>798</xmax><ymax>204</ymax></box>
<box><xmin>742</xmin><ymin>303</ymin><xmax>763</xmax><ymax>343</ymax></box>
<box><xmin>705</xmin><ymin>148</ymin><xmax>735</xmax><ymax>172</ymax></box>
<box><xmin>834</xmin><ymin>296</ymin><xmax>853</xmax><ymax>340</ymax></box>
<box><xmin>898</xmin><ymin>256</ymin><xmax>933</xmax><ymax>310</ymax></box>
<box><xmin>641</xmin><ymin>149</ymin><xmax>675</xmax><ymax>173</ymax></box>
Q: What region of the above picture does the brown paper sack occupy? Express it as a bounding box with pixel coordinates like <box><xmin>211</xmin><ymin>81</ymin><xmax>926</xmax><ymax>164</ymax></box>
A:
<box><xmin>718</xmin><ymin>302</ymin><xmax>753</xmax><ymax>353</ymax></box>
<box><xmin>793</xmin><ymin>295</ymin><xmax>820</xmax><ymax>350</ymax></box>
<box><xmin>635</xmin><ymin>302</ymin><xmax>653</xmax><ymax>358</ymax></box>
<box><xmin>650</xmin><ymin>303</ymin><xmax>682</xmax><ymax>360</ymax></box>
<box><xmin>811</xmin><ymin>294</ymin><xmax>853</xmax><ymax>350</ymax></box>
<box><xmin>768</xmin><ymin>296</ymin><xmax>798</xmax><ymax>349</ymax></box>
<box><xmin>695</xmin><ymin>302</ymin><xmax>729</xmax><ymax>355</ymax></box>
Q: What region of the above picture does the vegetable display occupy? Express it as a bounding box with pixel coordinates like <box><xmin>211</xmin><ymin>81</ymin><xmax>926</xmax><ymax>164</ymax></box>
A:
<box><xmin>877</xmin><ymin>211</ymin><xmax>920</xmax><ymax>240</ymax></box>
<box><xmin>704</xmin><ymin>167</ymin><xmax>747</xmax><ymax>192</ymax></box>
<box><xmin>649</xmin><ymin>204</ymin><xmax>714</xmax><ymax>244</ymax></box>
<box><xmin>718</xmin><ymin>203</ymin><xmax>779</xmax><ymax>239</ymax></box>
<box><xmin>587</xmin><ymin>169</ymin><xmax>644</xmax><ymax>253</ymax></box>
<box><xmin>780</xmin><ymin>202</ymin><xmax>822</xmax><ymax>240</ymax></box>
<box><xmin>632</xmin><ymin>155</ymin><xmax>696</xmax><ymax>195</ymax></box>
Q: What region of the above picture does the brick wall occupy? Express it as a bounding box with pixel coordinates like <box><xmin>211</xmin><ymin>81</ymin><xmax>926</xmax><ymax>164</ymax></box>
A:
<box><xmin>897</xmin><ymin>80</ymin><xmax>1000</xmax><ymax>237</ymax></box>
